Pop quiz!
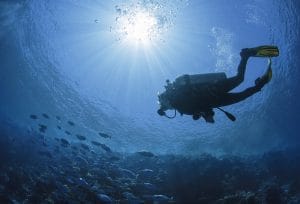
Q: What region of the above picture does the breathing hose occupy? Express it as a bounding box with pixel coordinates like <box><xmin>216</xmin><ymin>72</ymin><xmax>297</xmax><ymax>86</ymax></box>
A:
<box><xmin>164</xmin><ymin>110</ymin><xmax>177</xmax><ymax>119</ymax></box>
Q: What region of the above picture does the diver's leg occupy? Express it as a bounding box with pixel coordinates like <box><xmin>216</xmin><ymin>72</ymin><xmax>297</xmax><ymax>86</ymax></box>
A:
<box><xmin>219</xmin><ymin>66</ymin><xmax>272</xmax><ymax>106</ymax></box>
<box><xmin>216</xmin><ymin>52</ymin><xmax>250</xmax><ymax>92</ymax></box>
<box><xmin>219</xmin><ymin>86</ymin><xmax>260</xmax><ymax>106</ymax></box>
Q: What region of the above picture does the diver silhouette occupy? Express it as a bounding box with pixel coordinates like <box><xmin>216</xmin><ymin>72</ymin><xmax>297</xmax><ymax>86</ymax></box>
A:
<box><xmin>157</xmin><ymin>45</ymin><xmax>279</xmax><ymax>123</ymax></box>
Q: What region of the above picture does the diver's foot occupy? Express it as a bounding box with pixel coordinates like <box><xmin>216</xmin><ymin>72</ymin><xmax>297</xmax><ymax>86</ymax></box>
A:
<box><xmin>255</xmin><ymin>67</ymin><xmax>272</xmax><ymax>89</ymax></box>
<box><xmin>240</xmin><ymin>48</ymin><xmax>257</xmax><ymax>59</ymax></box>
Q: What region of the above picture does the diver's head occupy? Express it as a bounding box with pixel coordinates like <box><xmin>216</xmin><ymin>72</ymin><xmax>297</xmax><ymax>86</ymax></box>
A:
<box><xmin>157</xmin><ymin>91</ymin><xmax>172</xmax><ymax>111</ymax></box>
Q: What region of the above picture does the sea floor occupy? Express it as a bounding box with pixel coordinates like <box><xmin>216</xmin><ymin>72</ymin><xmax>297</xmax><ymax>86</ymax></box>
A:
<box><xmin>0</xmin><ymin>116</ymin><xmax>300</xmax><ymax>204</ymax></box>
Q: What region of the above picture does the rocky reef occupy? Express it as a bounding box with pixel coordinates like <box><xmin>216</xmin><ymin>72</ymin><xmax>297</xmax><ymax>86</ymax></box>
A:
<box><xmin>0</xmin><ymin>116</ymin><xmax>299</xmax><ymax>203</ymax></box>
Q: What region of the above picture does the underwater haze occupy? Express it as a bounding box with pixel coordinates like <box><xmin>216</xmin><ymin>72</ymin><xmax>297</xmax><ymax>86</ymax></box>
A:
<box><xmin>1</xmin><ymin>0</ymin><xmax>300</xmax><ymax>203</ymax></box>
<box><xmin>1</xmin><ymin>0</ymin><xmax>300</xmax><ymax>154</ymax></box>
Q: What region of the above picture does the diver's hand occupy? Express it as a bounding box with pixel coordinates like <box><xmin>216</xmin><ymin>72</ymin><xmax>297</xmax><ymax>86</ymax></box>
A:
<box><xmin>157</xmin><ymin>109</ymin><xmax>165</xmax><ymax>116</ymax></box>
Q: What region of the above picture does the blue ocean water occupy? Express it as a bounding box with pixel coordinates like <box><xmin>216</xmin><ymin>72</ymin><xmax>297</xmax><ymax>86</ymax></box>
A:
<box><xmin>0</xmin><ymin>0</ymin><xmax>300</xmax><ymax>203</ymax></box>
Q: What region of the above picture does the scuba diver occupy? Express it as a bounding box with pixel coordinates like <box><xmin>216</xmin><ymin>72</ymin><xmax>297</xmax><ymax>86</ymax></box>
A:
<box><xmin>157</xmin><ymin>45</ymin><xmax>279</xmax><ymax>123</ymax></box>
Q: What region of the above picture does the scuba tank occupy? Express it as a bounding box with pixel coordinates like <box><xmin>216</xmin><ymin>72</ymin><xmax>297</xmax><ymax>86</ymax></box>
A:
<box><xmin>174</xmin><ymin>72</ymin><xmax>227</xmax><ymax>87</ymax></box>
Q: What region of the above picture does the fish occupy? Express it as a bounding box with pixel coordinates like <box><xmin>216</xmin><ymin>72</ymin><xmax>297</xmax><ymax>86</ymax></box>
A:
<box><xmin>99</xmin><ymin>143</ymin><xmax>112</xmax><ymax>153</ymax></box>
<box><xmin>98</xmin><ymin>132</ymin><xmax>111</xmax><ymax>139</ymax></box>
<box><xmin>76</xmin><ymin>134</ymin><xmax>86</xmax><ymax>141</ymax></box>
<box><xmin>97</xmin><ymin>194</ymin><xmax>113</xmax><ymax>204</ymax></box>
<box><xmin>68</xmin><ymin>121</ymin><xmax>75</xmax><ymax>126</ymax></box>
<box><xmin>91</xmin><ymin>141</ymin><xmax>101</xmax><ymax>146</ymax></box>
<box><xmin>136</xmin><ymin>150</ymin><xmax>155</xmax><ymax>157</ymax></box>
<box><xmin>30</xmin><ymin>114</ymin><xmax>38</xmax><ymax>119</ymax></box>
<box><xmin>57</xmin><ymin>126</ymin><xmax>62</xmax><ymax>130</ymax></box>
<box><xmin>42</xmin><ymin>113</ymin><xmax>50</xmax><ymax>119</ymax></box>
<box><xmin>91</xmin><ymin>141</ymin><xmax>112</xmax><ymax>153</ymax></box>
<box><xmin>60</xmin><ymin>138</ymin><xmax>70</xmax><ymax>147</ymax></box>
<box><xmin>65</xmin><ymin>131</ymin><xmax>71</xmax><ymax>135</ymax></box>
<box><xmin>152</xmin><ymin>195</ymin><xmax>172</xmax><ymax>203</ymax></box>
<box><xmin>38</xmin><ymin>124</ymin><xmax>47</xmax><ymax>133</ymax></box>
<box><xmin>39</xmin><ymin>124</ymin><xmax>47</xmax><ymax>129</ymax></box>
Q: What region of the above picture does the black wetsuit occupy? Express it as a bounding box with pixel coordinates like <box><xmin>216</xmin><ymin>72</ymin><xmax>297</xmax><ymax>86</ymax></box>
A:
<box><xmin>213</xmin><ymin>57</ymin><xmax>262</xmax><ymax>106</ymax></box>
<box><xmin>169</xmin><ymin>56</ymin><xmax>262</xmax><ymax>116</ymax></box>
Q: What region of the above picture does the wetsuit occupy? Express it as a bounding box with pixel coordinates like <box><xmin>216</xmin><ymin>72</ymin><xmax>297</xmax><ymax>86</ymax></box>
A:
<box><xmin>158</xmin><ymin>46</ymin><xmax>276</xmax><ymax>122</ymax></box>
<box><xmin>168</xmin><ymin>55</ymin><xmax>267</xmax><ymax>118</ymax></box>
<box><xmin>213</xmin><ymin>56</ymin><xmax>263</xmax><ymax>107</ymax></box>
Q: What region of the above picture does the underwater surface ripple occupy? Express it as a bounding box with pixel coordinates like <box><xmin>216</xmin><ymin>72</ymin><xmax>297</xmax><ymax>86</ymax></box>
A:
<box><xmin>1</xmin><ymin>0</ymin><xmax>300</xmax><ymax>154</ymax></box>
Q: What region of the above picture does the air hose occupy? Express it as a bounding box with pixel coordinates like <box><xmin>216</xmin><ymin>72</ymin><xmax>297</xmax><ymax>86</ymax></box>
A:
<box><xmin>164</xmin><ymin>110</ymin><xmax>177</xmax><ymax>119</ymax></box>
